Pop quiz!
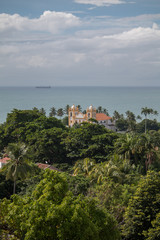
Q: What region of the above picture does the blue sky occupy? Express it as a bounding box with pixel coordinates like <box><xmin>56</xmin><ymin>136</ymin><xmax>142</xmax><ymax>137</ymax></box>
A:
<box><xmin>0</xmin><ymin>0</ymin><xmax>160</xmax><ymax>86</ymax></box>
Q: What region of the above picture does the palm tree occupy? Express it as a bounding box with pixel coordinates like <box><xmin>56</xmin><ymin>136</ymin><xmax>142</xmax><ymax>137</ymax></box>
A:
<box><xmin>104</xmin><ymin>161</ymin><xmax>122</xmax><ymax>182</ymax></box>
<box><xmin>115</xmin><ymin>133</ymin><xmax>140</xmax><ymax>165</ymax></box>
<box><xmin>103</xmin><ymin>108</ymin><xmax>109</xmax><ymax>116</ymax></box>
<box><xmin>141</xmin><ymin>107</ymin><xmax>158</xmax><ymax>133</ymax></box>
<box><xmin>39</xmin><ymin>108</ymin><xmax>46</xmax><ymax>115</ymax></box>
<box><xmin>76</xmin><ymin>105</ymin><xmax>82</xmax><ymax>112</ymax></box>
<box><xmin>73</xmin><ymin>158</ymin><xmax>95</xmax><ymax>176</ymax></box>
<box><xmin>125</xmin><ymin>111</ymin><xmax>136</xmax><ymax>122</ymax></box>
<box><xmin>125</xmin><ymin>111</ymin><xmax>136</xmax><ymax>132</ymax></box>
<box><xmin>113</xmin><ymin>110</ymin><xmax>124</xmax><ymax>120</ymax></box>
<box><xmin>97</xmin><ymin>106</ymin><xmax>103</xmax><ymax>113</ymax></box>
<box><xmin>137</xmin><ymin>115</ymin><xmax>142</xmax><ymax>121</ymax></box>
<box><xmin>2</xmin><ymin>143</ymin><xmax>33</xmax><ymax>194</ymax></box>
<box><xmin>49</xmin><ymin>106</ymin><xmax>56</xmax><ymax>117</ymax></box>
<box><xmin>138</xmin><ymin>133</ymin><xmax>158</xmax><ymax>172</ymax></box>
<box><xmin>64</xmin><ymin>105</ymin><xmax>70</xmax><ymax>115</ymax></box>
<box><xmin>89</xmin><ymin>162</ymin><xmax>105</xmax><ymax>184</ymax></box>
<box><xmin>57</xmin><ymin>108</ymin><xmax>64</xmax><ymax>119</ymax></box>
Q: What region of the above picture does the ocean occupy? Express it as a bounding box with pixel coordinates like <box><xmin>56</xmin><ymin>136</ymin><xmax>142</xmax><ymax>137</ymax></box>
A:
<box><xmin>0</xmin><ymin>86</ymin><xmax>160</xmax><ymax>123</ymax></box>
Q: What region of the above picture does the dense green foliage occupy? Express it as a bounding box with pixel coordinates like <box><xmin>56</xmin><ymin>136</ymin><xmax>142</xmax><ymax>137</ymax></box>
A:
<box><xmin>122</xmin><ymin>171</ymin><xmax>160</xmax><ymax>240</ymax></box>
<box><xmin>0</xmin><ymin>170</ymin><xmax>120</xmax><ymax>240</ymax></box>
<box><xmin>0</xmin><ymin>173</ymin><xmax>13</xmax><ymax>199</ymax></box>
<box><xmin>0</xmin><ymin>107</ymin><xmax>160</xmax><ymax>239</ymax></box>
<box><xmin>63</xmin><ymin>122</ymin><xmax>118</xmax><ymax>162</ymax></box>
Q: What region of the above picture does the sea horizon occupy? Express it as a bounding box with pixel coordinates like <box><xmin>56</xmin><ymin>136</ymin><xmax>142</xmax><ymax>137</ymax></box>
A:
<box><xmin>1</xmin><ymin>86</ymin><xmax>160</xmax><ymax>88</ymax></box>
<box><xmin>0</xmin><ymin>86</ymin><xmax>160</xmax><ymax>123</ymax></box>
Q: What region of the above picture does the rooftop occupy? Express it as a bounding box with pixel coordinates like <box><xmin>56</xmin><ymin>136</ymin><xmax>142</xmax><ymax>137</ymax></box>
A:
<box><xmin>96</xmin><ymin>113</ymin><xmax>112</xmax><ymax>121</ymax></box>
<box><xmin>36</xmin><ymin>163</ymin><xmax>61</xmax><ymax>172</ymax></box>
<box><xmin>0</xmin><ymin>157</ymin><xmax>10</xmax><ymax>163</ymax></box>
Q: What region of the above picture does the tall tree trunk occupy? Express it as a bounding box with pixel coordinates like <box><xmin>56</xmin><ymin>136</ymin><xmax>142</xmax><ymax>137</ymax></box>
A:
<box><xmin>13</xmin><ymin>180</ymin><xmax>16</xmax><ymax>194</ymax></box>
<box><xmin>145</xmin><ymin>116</ymin><xmax>147</xmax><ymax>134</ymax></box>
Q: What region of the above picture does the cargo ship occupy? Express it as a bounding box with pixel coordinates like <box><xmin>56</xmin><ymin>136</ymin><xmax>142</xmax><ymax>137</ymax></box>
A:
<box><xmin>36</xmin><ymin>86</ymin><xmax>51</xmax><ymax>88</ymax></box>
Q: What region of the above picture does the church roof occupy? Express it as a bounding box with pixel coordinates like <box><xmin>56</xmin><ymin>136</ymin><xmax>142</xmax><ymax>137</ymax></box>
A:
<box><xmin>96</xmin><ymin>113</ymin><xmax>112</xmax><ymax>121</ymax></box>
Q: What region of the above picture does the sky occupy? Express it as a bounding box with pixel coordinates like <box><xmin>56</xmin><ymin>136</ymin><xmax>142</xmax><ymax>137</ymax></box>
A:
<box><xmin>0</xmin><ymin>0</ymin><xmax>160</xmax><ymax>86</ymax></box>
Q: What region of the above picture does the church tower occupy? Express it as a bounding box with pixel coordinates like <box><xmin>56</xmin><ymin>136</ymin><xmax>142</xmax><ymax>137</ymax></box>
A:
<box><xmin>86</xmin><ymin>105</ymin><xmax>96</xmax><ymax>121</ymax></box>
<box><xmin>68</xmin><ymin>104</ymin><xmax>79</xmax><ymax>126</ymax></box>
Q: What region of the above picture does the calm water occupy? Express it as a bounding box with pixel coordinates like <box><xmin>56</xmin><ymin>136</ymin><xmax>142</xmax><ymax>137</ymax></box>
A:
<box><xmin>0</xmin><ymin>86</ymin><xmax>160</xmax><ymax>123</ymax></box>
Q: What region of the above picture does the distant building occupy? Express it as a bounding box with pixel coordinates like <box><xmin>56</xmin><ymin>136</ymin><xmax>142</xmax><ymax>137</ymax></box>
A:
<box><xmin>96</xmin><ymin>113</ymin><xmax>116</xmax><ymax>131</ymax></box>
<box><xmin>68</xmin><ymin>104</ymin><xmax>96</xmax><ymax>127</ymax></box>
<box><xmin>0</xmin><ymin>157</ymin><xmax>10</xmax><ymax>169</ymax></box>
<box><xmin>36</xmin><ymin>163</ymin><xmax>62</xmax><ymax>172</ymax></box>
<box><xmin>68</xmin><ymin>105</ymin><xmax>116</xmax><ymax>131</ymax></box>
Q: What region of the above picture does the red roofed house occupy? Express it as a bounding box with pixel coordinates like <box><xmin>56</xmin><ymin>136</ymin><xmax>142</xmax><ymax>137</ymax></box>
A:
<box><xmin>36</xmin><ymin>163</ymin><xmax>62</xmax><ymax>172</ymax></box>
<box><xmin>68</xmin><ymin>105</ymin><xmax>116</xmax><ymax>131</ymax></box>
<box><xmin>0</xmin><ymin>157</ymin><xmax>10</xmax><ymax>169</ymax></box>
<box><xmin>96</xmin><ymin>113</ymin><xmax>116</xmax><ymax>131</ymax></box>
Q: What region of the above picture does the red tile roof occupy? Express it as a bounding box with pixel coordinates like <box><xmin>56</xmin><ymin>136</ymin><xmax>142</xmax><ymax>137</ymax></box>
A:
<box><xmin>96</xmin><ymin>113</ymin><xmax>112</xmax><ymax>121</ymax></box>
<box><xmin>0</xmin><ymin>157</ymin><xmax>10</xmax><ymax>163</ymax></box>
<box><xmin>36</xmin><ymin>163</ymin><xmax>50</xmax><ymax>170</ymax></box>
<box><xmin>36</xmin><ymin>163</ymin><xmax>61</xmax><ymax>172</ymax></box>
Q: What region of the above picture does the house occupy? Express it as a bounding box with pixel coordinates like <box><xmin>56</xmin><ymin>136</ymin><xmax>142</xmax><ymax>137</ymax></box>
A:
<box><xmin>36</xmin><ymin>163</ymin><xmax>62</xmax><ymax>172</ymax></box>
<box><xmin>96</xmin><ymin>113</ymin><xmax>116</xmax><ymax>131</ymax></box>
<box><xmin>0</xmin><ymin>157</ymin><xmax>10</xmax><ymax>169</ymax></box>
<box><xmin>68</xmin><ymin>105</ymin><xmax>116</xmax><ymax>130</ymax></box>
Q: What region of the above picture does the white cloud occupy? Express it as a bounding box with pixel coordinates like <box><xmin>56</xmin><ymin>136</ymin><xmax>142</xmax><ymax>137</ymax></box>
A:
<box><xmin>74</xmin><ymin>0</ymin><xmax>125</xmax><ymax>6</ymax></box>
<box><xmin>1</xmin><ymin>25</ymin><xmax>159</xmax><ymax>69</ymax></box>
<box><xmin>0</xmin><ymin>11</ymin><xmax>160</xmax><ymax>86</ymax></box>
<box><xmin>152</xmin><ymin>22</ymin><xmax>159</xmax><ymax>30</ymax></box>
<box><xmin>103</xmin><ymin>26</ymin><xmax>160</xmax><ymax>42</ymax></box>
<box><xmin>0</xmin><ymin>11</ymin><xmax>80</xmax><ymax>34</ymax></box>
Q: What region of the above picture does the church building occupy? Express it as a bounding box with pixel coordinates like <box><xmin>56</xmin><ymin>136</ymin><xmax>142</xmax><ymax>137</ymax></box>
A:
<box><xmin>68</xmin><ymin>105</ymin><xmax>116</xmax><ymax>131</ymax></box>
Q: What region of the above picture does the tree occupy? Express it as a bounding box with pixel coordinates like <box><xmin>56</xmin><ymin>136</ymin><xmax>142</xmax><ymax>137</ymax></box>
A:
<box><xmin>125</xmin><ymin>111</ymin><xmax>136</xmax><ymax>122</ymax></box>
<box><xmin>49</xmin><ymin>106</ymin><xmax>56</xmax><ymax>117</ymax></box>
<box><xmin>103</xmin><ymin>108</ymin><xmax>109</xmax><ymax>115</ymax></box>
<box><xmin>136</xmin><ymin>119</ymin><xmax>160</xmax><ymax>133</ymax></box>
<box><xmin>0</xmin><ymin>170</ymin><xmax>120</xmax><ymax>240</ymax></box>
<box><xmin>122</xmin><ymin>171</ymin><xmax>160</xmax><ymax>240</ymax></box>
<box><xmin>141</xmin><ymin>107</ymin><xmax>158</xmax><ymax>133</ymax></box>
<box><xmin>73</xmin><ymin>158</ymin><xmax>96</xmax><ymax>176</ymax></box>
<box><xmin>39</xmin><ymin>107</ymin><xmax>46</xmax><ymax>115</ymax></box>
<box><xmin>115</xmin><ymin>118</ymin><xmax>128</xmax><ymax>131</ymax></box>
<box><xmin>63</xmin><ymin>122</ymin><xmax>116</xmax><ymax>162</ymax></box>
<box><xmin>3</xmin><ymin>109</ymin><xmax>43</xmax><ymax>144</ymax></box>
<box><xmin>57</xmin><ymin>108</ymin><xmax>64</xmax><ymax>118</ymax></box>
<box><xmin>146</xmin><ymin>212</ymin><xmax>160</xmax><ymax>240</ymax></box>
<box><xmin>0</xmin><ymin>124</ymin><xmax>7</xmax><ymax>151</ymax></box>
<box><xmin>137</xmin><ymin>115</ymin><xmax>142</xmax><ymax>121</ymax></box>
<box><xmin>113</xmin><ymin>110</ymin><xmax>123</xmax><ymax>120</ymax></box>
<box><xmin>88</xmin><ymin>162</ymin><xmax>105</xmax><ymax>184</ymax></box>
<box><xmin>28</xmin><ymin>128</ymin><xmax>67</xmax><ymax>164</ymax></box>
<box><xmin>89</xmin><ymin>118</ymin><xmax>98</xmax><ymax>123</ymax></box>
<box><xmin>32</xmin><ymin>107</ymin><xmax>39</xmax><ymax>112</ymax></box>
<box><xmin>76</xmin><ymin>104</ymin><xmax>82</xmax><ymax>112</ymax></box>
<box><xmin>138</xmin><ymin>133</ymin><xmax>159</xmax><ymax>172</ymax></box>
<box><xmin>97</xmin><ymin>106</ymin><xmax>103</xmax><ymax>113</ymax></box>
<box><xmin>125</xmin><ymin>110</ymin><xmax>136</xmax><ymax>131</ymax></box>
<box><xmin>64</xmin><ymin>104</ymin><xmax>70</xmax><ymax>115</ymax></box>
<box><xmin>62</xmin><ymin>116</ymin><xmax>68</xmax><ymax>126</ymax></box>
<box><xmin>114</xmin><ymin>133</ymin><xmax>140</xmax><ymax>166</ymax></box>
<box><xmin>0</xmin><ymin>173</ymin><xmax>13</xmax><ymax>199</ymax></box>
<box><xmin>2</xmin><ymin>143</ymin><xmax>33</xmax><ymax>194</ymax></box>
